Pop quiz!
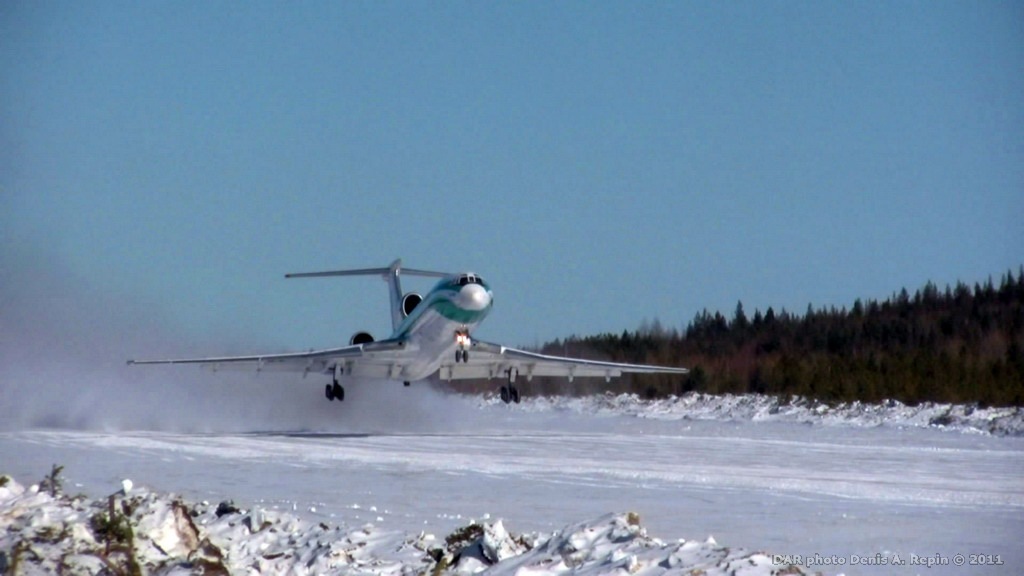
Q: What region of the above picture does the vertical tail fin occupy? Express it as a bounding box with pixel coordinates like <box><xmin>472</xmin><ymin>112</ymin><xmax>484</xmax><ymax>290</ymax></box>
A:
<box><xmin>385</xmin><ymin>259</ymin><xmax>404</xmax><ymax>331</ymax></box>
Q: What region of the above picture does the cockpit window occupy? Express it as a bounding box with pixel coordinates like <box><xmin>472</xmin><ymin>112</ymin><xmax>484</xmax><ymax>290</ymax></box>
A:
<box><xmin>453</xmin><ymin>274</ymin><xmax>486</xmax><ymax>287</ymax></box>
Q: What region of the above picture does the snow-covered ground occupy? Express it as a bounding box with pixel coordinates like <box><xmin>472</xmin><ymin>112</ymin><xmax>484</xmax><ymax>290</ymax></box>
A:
<box><xmin>3</xmin><ymin>388</ymin><xmax>1022</xmax><ymax>575</ymax></box>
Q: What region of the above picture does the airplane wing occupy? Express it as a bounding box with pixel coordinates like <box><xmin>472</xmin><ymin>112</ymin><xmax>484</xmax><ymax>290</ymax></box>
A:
<box><xmin>129</xmin><ymin>339</ymin><xmax>688</xmax><ymax>382</ymax></box>
<box><xmin>436</xmin><ymin>340</ymin><xmax>689</xmax><ymax>382</ymax></box>
<box><xmin>127</xmin><ymin>339</ymin><xmax>411</xmax><ymax>379</ymax></box>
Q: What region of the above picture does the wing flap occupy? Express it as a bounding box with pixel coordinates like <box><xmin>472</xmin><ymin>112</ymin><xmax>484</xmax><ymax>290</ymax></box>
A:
<box><xmin>127</xmin><ymin>339</ymin><xmax>410</xmax><ymax>376</ymax></box>
<box><xmin>438</xmin><ymin>340</ymin><xmax>688</xmax><ymax>381</ymax></box>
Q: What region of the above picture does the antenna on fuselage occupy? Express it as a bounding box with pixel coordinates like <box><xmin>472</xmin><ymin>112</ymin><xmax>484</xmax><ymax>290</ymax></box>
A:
<box><xmin>285</xmin><ymin>259</ymin><xmax>450</xmax><ymax>331</ymax></box>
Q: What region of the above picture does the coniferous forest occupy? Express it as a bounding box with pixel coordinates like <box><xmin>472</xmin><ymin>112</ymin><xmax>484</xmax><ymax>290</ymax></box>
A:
<box><xmin>450</xmin><ymin>269</ymin><xmax>1024</xmax><ymax>407</ymax></box>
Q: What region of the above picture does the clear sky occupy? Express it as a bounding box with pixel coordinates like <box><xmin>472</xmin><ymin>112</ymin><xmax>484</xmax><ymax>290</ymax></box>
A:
<box><xmin>3</xmin><ymin>1</ymin><xmax>1022</xmax><ymax>354</ymax></box>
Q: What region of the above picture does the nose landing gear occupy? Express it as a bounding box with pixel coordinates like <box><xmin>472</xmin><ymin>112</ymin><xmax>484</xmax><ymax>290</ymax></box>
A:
<box><xmin>455</xmin><ymin>330</ymin><xmax>471</xmax><ymax>363</ymax></box>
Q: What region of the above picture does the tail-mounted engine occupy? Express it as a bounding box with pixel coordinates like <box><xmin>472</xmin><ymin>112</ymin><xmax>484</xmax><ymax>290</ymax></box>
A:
<box><xmin>350</xmin><ymin>331</ymin><xmax>374</xmax><ymax>345</ymax></box>
<box><xmin>401</xmin><ymin>292</ymin><xmax>422</xmax><ymax>317</ymax></box>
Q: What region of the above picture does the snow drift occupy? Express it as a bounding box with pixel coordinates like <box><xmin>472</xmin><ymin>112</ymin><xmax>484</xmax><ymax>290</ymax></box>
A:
<box><xmin>479</xmin><ymin>391</ymin><xmax>1024</xmax><ymax>436</ymax></box>
<box><xmin>1</xmin><ymin>474</ymin><xmax>813</xmax><ymax>575</ymax></box>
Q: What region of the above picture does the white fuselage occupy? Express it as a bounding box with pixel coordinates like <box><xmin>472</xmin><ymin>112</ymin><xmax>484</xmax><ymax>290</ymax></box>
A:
<box><xmin>377</xmin><ymin>278</ymin><xmax>492</xmax><ymax>381</ymax></box>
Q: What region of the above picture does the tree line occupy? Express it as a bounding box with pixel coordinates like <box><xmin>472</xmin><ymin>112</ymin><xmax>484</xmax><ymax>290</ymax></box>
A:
<box><xmin>448</xmin><ymin>268</ymin><xmax>1024</xmax><ymax>407</ymax></box>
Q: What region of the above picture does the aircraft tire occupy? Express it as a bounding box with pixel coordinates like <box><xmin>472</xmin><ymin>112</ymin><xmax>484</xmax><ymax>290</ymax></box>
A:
<box><xmin>500</xmin><ymin>386</ymin><xmax>510</xmax><ymax>404</ymax></box>
<box><xmin>511</xmin><ymin>386</ymin><xmax>521</xmax><ymax>404</ymax></box>
<box><xmin>333</xmin><ymin>382</ymin><xmax>345</xmax><ymax>402</ymax></box>
<box><xmin>325</xmin><ymin>384</ymin><xmax>335</xmax><ymax>401</ymax></box>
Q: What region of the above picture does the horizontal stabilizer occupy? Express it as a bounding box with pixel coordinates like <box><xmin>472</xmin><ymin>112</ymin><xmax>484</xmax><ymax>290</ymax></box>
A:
<box><xmin>285</xmin><ymin>259</ymin><xmax>449</xmax><ymax>280</ymax></box>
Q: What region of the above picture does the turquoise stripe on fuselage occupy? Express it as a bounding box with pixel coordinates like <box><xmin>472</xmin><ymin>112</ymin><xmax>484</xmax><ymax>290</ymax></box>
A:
<box><xmin>392</xmin><ymin>277</ymin><xmax>492</xmax><ymax>338</ymax></box>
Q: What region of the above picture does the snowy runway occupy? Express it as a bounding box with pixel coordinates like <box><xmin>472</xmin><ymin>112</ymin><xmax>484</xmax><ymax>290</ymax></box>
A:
<box><xmin>3</xmin><ymin>392</ymin><xmax>1022</xmax><ymax>575</ymax></box>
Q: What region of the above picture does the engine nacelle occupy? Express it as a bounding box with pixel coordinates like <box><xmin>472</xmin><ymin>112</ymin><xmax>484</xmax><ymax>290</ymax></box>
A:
<box><xmin>401</xmin><ymin>292</ymin><xmax>422</xmax><ymax>317</ymax></box>
<box><xmin>350</xmin><ymin>331</ymin><xmax>374</xmax><ymax>346</ymax></box>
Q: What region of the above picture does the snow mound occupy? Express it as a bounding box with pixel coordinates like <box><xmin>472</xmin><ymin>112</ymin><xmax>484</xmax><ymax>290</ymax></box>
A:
<box><xmin>0</xmin><ymin>475</ymin><xmax>814</xmax><ymax>575</ymax></box>
<box><xmin>481</xmin><ymin>392</ymin><xmax>1024</xmax><ymax>436</ymax></box>
<box><xmin>0</xmin><ymin>474</ymin><xmax>428</xmax><ymax>575</ymax></box>
<box><xmin>481</xmin><ymin>512</ymin><xmax>800</xmax><ymax>576</ymax></box>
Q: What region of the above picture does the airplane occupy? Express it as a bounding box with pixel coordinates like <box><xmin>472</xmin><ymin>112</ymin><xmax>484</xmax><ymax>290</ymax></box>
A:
<box><xmin>127</xmin><ymin>259</ymin><xmax>689</xmax><ymax>403</ymax></box>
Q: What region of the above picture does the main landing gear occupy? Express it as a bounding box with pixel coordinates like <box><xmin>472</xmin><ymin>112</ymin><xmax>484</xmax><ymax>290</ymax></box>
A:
<box><xmin>324</xmin><ymin>379</ymin><xmax>345</xmax><ymax>402</ymax></box>
<box><xmin>499</xmin><ymin>368</ymin><xmax>521</xmax><ymax>404</ymax></box>
<box><xmin>325</xmin><ymin>363</ymin><xmax>346</xmax><ymax>402</ymax></box>
<box><xmin>499</xmin><ymin>385</ymin><xmax>520</xmax><ymax>404</ymax></box>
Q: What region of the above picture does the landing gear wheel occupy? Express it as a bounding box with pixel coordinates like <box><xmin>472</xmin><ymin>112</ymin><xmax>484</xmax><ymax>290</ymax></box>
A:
<box><xmin>462</xmin><ymin>350</ymin><xmax>469</xmax><ymax>362</ymax></box>
<box><xmin>511</xmin><ymin>386</ymin><xmax>521</xmax><ymax>404</ymax></box>
<box><xmin>500</xmin><ymin>386</ymin><xmax>510</xmax><ymax>404</ymax></box>
<box><xmin>325</xmin><ymin>384</ymin><xmax>335</xmax><ymax>402</ymax></box>
<box><xmin>456</xmin><ymin>349</ymin><xmax>469</xmax><ymax>363</ymax></box>
<box><xmin>332</xmin><ymin>382</ymin><xmax>345</xmax><ymax>402</ymax></box>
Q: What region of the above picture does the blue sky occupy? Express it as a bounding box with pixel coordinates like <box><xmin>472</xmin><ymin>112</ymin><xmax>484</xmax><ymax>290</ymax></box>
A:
<box><xmin>3</xmin><ymin>1</ymin><xmax>1022</xmax><ymax>354</ymax></box>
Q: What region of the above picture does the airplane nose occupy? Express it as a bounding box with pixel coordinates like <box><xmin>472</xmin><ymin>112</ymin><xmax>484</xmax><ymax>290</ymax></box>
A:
<box><xmin>460</xmin><ymin>283</ymin><xmax>491</xmax><ymax>310</ymax></box>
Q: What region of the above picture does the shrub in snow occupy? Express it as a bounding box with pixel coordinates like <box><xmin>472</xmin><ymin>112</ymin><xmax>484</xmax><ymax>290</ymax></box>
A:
<box><xmin>431</xmin><ymin>519</ymin><xmax>532</xmax><ymax>573</ymax></box>
<box><xmin>37</xmin><ymin>464</ymin><xmax>64</xmax><ymax>498</ymax></box>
